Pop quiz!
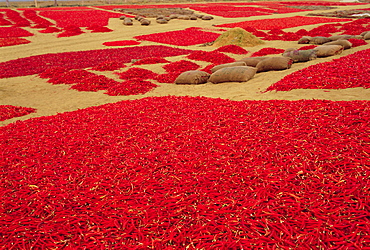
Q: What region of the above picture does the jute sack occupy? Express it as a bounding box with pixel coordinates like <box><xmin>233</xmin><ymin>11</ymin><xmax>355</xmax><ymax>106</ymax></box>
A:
<box><xmin>364</xmin><ymin>32</ymin><xmax>370</xmax><ymax>40</ymax></box>
<box><xmin>256</xmin><ymin>57</ymin><xmax>293</xmax><ymax>73</ymax></box>
<box><xmin>360</xmin><ymin>31</ymin><xmax>369</xmax><ymax>36</ymax></box>
<box><xmin>329</xmin><ymin>34</ymin><xmax>353</xmax><ymax>41</ymax></box>
<box><xmin>208</xmin><ymin>66</ymin><xmax>256</xmax><ymax>84</ymax></box>
<box><xmin>175</xmin><ymin>70</ymin><xmax>210</xmax><ymax>85</ymax></box>
<box><xmin>211</xmin><ymin>62</ymin><xmax>246</xmax><ymax>73</ymax></box>
<box><xmin>298</xmin><ymin>36</ymin><xmax>311</xmax><ymax>44</ymax></box>
<box><xmin>323</xmin><ymin>40</ymin><xmax>352</xmax><ymax>49</ymax></box>
<box><xmin>314</xmin><ymin>45</ymin><xmax>343</xmax><ymax>57</ymax></box>
<box><xmin>282</xmin><ymin>49</ymin><xmax>317</xmax><ymax>62</ymax></box>
<box><xmin>123</xmin><ymin>18</ymin><xmax>133</xmax><ymax>26</ymax></box>
<box><xmin>237</xmin><ymin>57</ymin><xmax>267</xmax><ymax>67</ymax></box>
<box><xmin>140</xmin><ymin>19</ymin><xmax>151</xmax><ymax>25</ymax></box>
<box><xmin>309</xmin><ymin>36</ymin><xmax>332</xmax><ymax>45</ymax></box>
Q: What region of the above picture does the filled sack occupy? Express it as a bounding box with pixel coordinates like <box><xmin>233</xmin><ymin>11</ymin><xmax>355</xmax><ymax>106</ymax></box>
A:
<box><xmin>208</xmin><ymin>66</ymin><xmax>256</xmax><ymax>84</ymax></box>
<box><xmin>329</xmin><ymin>34</ymin><xmax>353</xmax><ymax>41</ymax></box>
<box><xmin>323</xmin><ymin>39</ymin><xmax>352</xmax><ymax>49</ymax></box>
<box><xmin>123</xmin><ymin>18</ymin><xmax>133</xmax><ymax>26</ymax></box>
<box><xmin>256</xmin><ymin>57</ymin><xmax>293</xmax><ymax>73</ymax></box>
<box><xmin>211</xmin><ymin>62</ymin><xmax>246</xmax><ymax>73</ymax></box>
<box><xmin>298</xmin><ymin>36</ymin><xmax>311</xmax><ymax>44</ymax></box>
<box><xmin>237</xmin><ymin>57</ymin><xmax>267</xmax><ymax>67</ymax></box>
<box><xmin>314</xmin><ymin>45</ymin><xmax>343</xmax><ymax>57</ymax></box>
<box><xmin>309</xmin><ymin>36</ymin><xmax>332</xmax><ymax>45</ymax></box>
<box><xmin>364</xmin><ymin>32</ymin><xmax>370</xmax><ymax>40</ymax></box>
<box><xmin>282</xmin><ymin>49</ymin><xmax>317</xmax><ymax>62</ymax></box>
<box><xmin>175</xmin><ymin>70</ymin><xmax>210</xmax><ymax>85</ymax></box>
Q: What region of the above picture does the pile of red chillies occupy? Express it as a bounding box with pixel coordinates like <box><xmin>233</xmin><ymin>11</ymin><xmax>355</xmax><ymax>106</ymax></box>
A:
<box><xmin>1</xmin><ymin>96</ymin><xmax>369</xmax><ymax>248</ymax></box>
<box><xmin>266</xmin><ymin>48</ymin><xmax>370</xmax><ymax>91</ymax></box>
<box><xmin>0</xmin><ymin>105</ymin><xmax>36</xmax><ymax>121</ymax></box>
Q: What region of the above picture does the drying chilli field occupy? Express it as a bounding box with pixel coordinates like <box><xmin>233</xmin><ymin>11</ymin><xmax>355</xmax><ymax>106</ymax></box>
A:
<box><xmin>1</xmin><ymin>0</ymin><xmax>370</xmax><ymax>249</ymax></box>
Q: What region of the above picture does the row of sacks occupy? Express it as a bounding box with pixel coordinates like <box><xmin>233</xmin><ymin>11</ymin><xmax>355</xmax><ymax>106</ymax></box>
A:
<box><xmin>174</xmin><ymin>37</ymin><xmax>358</xmax><ymax>85</ymax></box>
<box><xmin>175</xmin><ymin>57</ymin><xmax>293</xmax><ymax>85</ymax></box>
<box><xmin>120</xmin><ymin>14</ymin><xmax>213</xmax><ymax>26</ymax></box>
<box><xmin>174</xmin><ymin>31</ymin><xmax>370</xmax><ymax>85</ymax></box>
<box><xmin>298</xmin><ymin>31</ymin><xmax>370</xmax><ymax>44</ymax></box>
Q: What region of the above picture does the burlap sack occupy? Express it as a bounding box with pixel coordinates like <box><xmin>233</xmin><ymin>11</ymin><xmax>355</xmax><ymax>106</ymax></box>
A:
<box><xmin>314</xmin><ymin>45</ymin><xmax>343</xmax><ymax>57</ymax></box>
<box><xmin>208</xmin><ymin>66</ymin><xmax>256</xmax><ymax>84</ymax></box>
<box><xmin>140</xmin><ymin>19</ymin><xmax>151</xmax><ymax>25</ymax></box>
<box><xmin>323</xmin><ymin>40</ymin><xmax>352</xmax><ymax>49</ymax></box>
<box><xmin>156</xmin><ymin>19</ymin><xmax>168</xmax><ymax>24</ymax></box>
<box><xmin>237</xmin><ymin>57</ymin><xmax>267</xmax><ymax>67</ymax></box>
<box><xmin>298</xmin><ymin>36</ymin><xmax>311</xmax><ymax>44</ymax></box>
<box><xmin>256</xmin><ymin>57</ymin><xmax>293</xmax><ymax>72</ymax></box>
<box><xmin>123</xmin><ymin>18</ymin><xmax>133</xmax><ymax>26</ymax></box>
<box><xmin>177</xmin><ymin>15</ymin><xmax>190</xmax><ymax>20</ymax></box>
<box><xmin>329</xmin><ymin>35</ymin><xmax>353</xmax><ymax>41</ymax></box>
<box><xmin>175</xmin><ymin>70</ymin><xmax>210</xmax><ymax>85</ymax></box>
<box><xmin>169</xmin><ymin>14</ymin><xmax>179</xmax><ymax>19</ymax></box>
<box><xmin>202</xmin><ymin>16</ymin><xmax>214</xmax><ymax>20</ymax></box>
<box><xmin>309</xmin><ymin>36</ymin><xmax>332</xmax><ymax>45</ymax></box>
<box><xmin>360</xmin><ymin>31</ymin><xmax>369</xmax><ymax>37</ymax></box>
<box><xmin>211</xmin><ymin>62</ymin><xmax>246</xmax><ymax>73</ymax></box>
<box><xmin>364</xmin><ymin>32</ymin><xmax>370</xmax><ymax>40</ymax></box>
<box><xmin>282</xmin><ymin>49</ymin><xmax>317</xmax><ymax>62</ymax></box>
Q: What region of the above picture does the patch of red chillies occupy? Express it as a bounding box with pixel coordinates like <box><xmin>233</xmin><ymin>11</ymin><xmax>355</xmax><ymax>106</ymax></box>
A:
<box><xmin>251</xmin><ymin>48</ymin><xmax>285</xmax><ymax>57</ymax></box>
<box><xmin>102</xmin><ymin>40</ymin><xmax>141</xmax><ymax>46</ymax></box>
<box><xmin>162</xmin><ymin>60</ymin><xmax>200</xmax><ymax>73</ymax></box>
<box><xmin>132</xmin><ymin>57</ymin><xmax>170</xmax><ymax>65</ymax></box>
<box><xmin>266</xmin><ymin>48</ymin><xmax>370</xmax><ymax>91</ymax></box>
<box><xmin>0</xmin><ymin>96</ymin><xmax>369</xmax><ymax>248</ymax></box>
<box><xmin>89</xmin><ymin>26</ymin><xmax>113</xmax><ymax>33</ymax></box>
<box><xmin>214</xmin><ymin>45</ymin><xmax>249</xmax><ymax>54</ymax></box>
<box><xmin>116</xmin><ymin>67</ymin><xmax>158</xmax><ymax>80</ymax></box>
<box><xmin>134</xmin><ymin>27</ymin><xmax>220</xmax><ymax>46</ymax></box>
<box><xmin>0</xmin><ymin>37</ymin><xmax>30</xmax><ymax>47</ymax></box>
<box><xmin>154</xmin><ymin>72</ymin><xmax>182</xmax><ymax>83</ymax></box>
<box><xmin>216</xmin><ymin>16</ymin><xmax>352</xmax><ymax>30</ymax></box>
<box><xmin>38</xmin><ymin>27</ymin><xmax>61</xmax><ymax>33</ymax></box>
<box><xmin>0</xmin><ymin>105</ymin><xmax>36</xmax><ymax>121</ymax></box>
<box><xmin>0</xmin><ymin>27</ymin><xmax>34</xmax><ymax>38</ymax></box>
<box><xmin>105</xmin><ymin>79</ymin><xmax>158</xmax><ymax>96</ymax></box>
<box><xmin>71</xmin><ymin>75</ymin><xmax>121</xmax><ymax>92</ymax></box>
<box><xmin>91</xmin><ymin>61</ymin><xmax>126</xmax><ymax>71</ymax></box>
<box><xmin>0</xmin><ymin>45</ymin><xmax>192</xmax><ymax>79</ymax></box>
<box><xmin>39</xmin><ymin>9</ymin><xmax>123</xmax><ymax>28</ymax></box>
<box><xmin>47</xmin><ymin>69</ymin><xmax>96</xmax><ymax>85</ymax></box>
<box><xmin>3</xmin><ymin>9</ymin><xmax>30</xmax><ymax>26</ymax></box>
<box><xmin>186</xmin><ymin>50</ymin><xmax>235</xmax><ymax>64</ymax></box>
<box><xmin>57</xmin><ymin>25</ymin><xmax>84</xmax><ymax>37</ymax></box>
<box><xmin>22</xmin><ymin>9</ymin><xmax>53</xmax><ymax>28</ymax></box>
<box><xmin>348</xmin><ymin>38</ymin><xmax>368</xmax><ymax>47</ymax></box>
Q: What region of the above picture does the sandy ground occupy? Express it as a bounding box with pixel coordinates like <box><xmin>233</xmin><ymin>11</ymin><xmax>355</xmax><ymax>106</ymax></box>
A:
<box><xmin>1</xmin><ymin>2</ymin><xmax>370</xmax><ymax>126</ymax></box>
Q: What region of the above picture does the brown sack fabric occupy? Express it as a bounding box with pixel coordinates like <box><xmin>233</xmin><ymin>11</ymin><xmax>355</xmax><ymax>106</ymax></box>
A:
<box><xmin>364</xmin><ymin>32</ymin><xmax>370</xmax><ymax>40</ymax></box>
<box><xmin>256</xmin><ymin>57</ymin><xmax>293</xmax><ymax>73</ymax></box>
<box><xmin>309</xmin><ymin>36</ymin><xmax>332</xmax><ymax>45</ymax></box>
<box><xmin>175</xmin><ymin>71</ymin><xmax>210</xmax><ymax>85</ymax></box>
<box><xmin>123</xmin><ymin>18</ymin><xmax>133</xmax><ymax>26</ymax></box>
<box><xmin>329</xmin><ymin>34</ymin><xmax>353</xmax><ymax>41</ymax></box>
<box><xmin>282</xmin><ymin>49</ymin><xmax>317</xmax><ymax>62</ymax></box>
<box><xmin>314</xmin><ymin>45</ymin><xmax>343</xmax><ymax>57</ymax></box>
<box><xmin>211</xmin><ymin>62</ymin><xmax>246</xmax><ymax>73</ymax></box>
<box><xmin>323</xmin><ymin>40</ymin><xmax>352</xmax><ymax>50</ymax></box>
<box><xmin>208</xmin><ymin>66</ymin><xmax>257</xmax><ymax>84</ymax></box>
<box><xmin>237</xmin><ymin>57</ymin><xmax>268</xmax><ymax>67</ymax></box>
<box><xmin>298</xmin><ymin>36</ymin><xmax>311</xmax><ymax>44</ymax></box>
